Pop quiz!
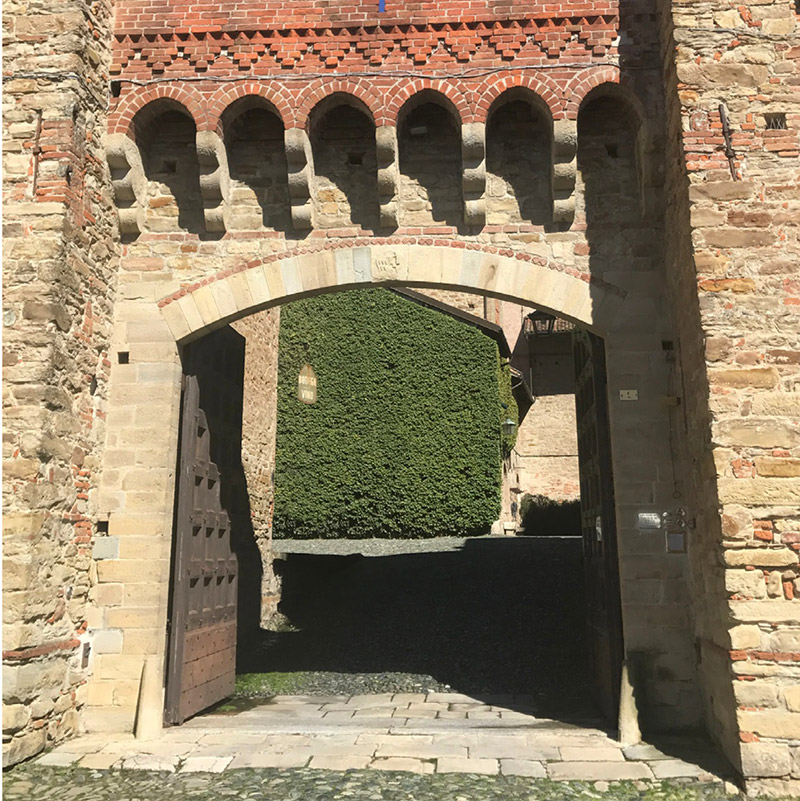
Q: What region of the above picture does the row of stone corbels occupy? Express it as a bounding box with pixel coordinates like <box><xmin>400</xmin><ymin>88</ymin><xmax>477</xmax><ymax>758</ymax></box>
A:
<box><xmin>275</xmin><ymin>121</ymin><xmax>579</xmax><ymax>229</ymax></box>
<box><xmin>104</xmin><ymin>120</ymin><xmax>579</xmax><ymax>234</ymax></box>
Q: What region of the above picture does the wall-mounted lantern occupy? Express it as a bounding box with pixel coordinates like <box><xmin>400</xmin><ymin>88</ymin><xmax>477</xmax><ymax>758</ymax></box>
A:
<box><xmin>523</xmin><ymin>309</ymin><xmax>557</xmax><ymax>338</ymax></box>
<box><xmin>502</xmin><ymin>417</ymin><xmax>516</xmax><ymax>437</ymax></box>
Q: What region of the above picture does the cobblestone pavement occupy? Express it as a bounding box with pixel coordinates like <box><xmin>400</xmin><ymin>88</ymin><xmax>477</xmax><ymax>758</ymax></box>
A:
<box><xmin>26</xmin><ymin>693</ymin><xmax>733</xmax><ymax>784</ymax></box>
<box><xmin>3</xmin><ymin>764</ymin><xmax>745</xmax><ymax>801</ymax></box>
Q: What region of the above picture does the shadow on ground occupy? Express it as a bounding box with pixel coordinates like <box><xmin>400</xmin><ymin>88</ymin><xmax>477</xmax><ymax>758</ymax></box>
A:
<box><xmin>237</xmin><ymin>537</ymin><xmax>599</xmax><ymax>720</ymax></box>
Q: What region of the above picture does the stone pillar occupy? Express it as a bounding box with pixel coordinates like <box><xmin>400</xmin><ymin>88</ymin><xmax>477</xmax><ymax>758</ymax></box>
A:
<box><xmin>196</xmin><ymin>131</ymin><xmax>230</xmax><ymax>233</ymax></box>
<box><xmin>84</xmin><ymin>295</ymin><xmax>183</xmax><ymax>733</ymax></box>
<box><xmin>104</xmin><ymin>134</ymin><xmax>147</xmax><ymax>236</ymax></box>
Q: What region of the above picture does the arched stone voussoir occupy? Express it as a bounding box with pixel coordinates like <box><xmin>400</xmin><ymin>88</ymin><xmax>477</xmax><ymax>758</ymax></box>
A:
<box><xmin>158</xmin><ymin>244</ymin><xmax>627</xmax><ymax>343</ymax></box>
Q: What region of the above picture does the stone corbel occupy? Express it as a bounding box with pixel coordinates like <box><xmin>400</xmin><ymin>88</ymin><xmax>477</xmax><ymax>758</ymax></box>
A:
<box><xmin>552</xmin><ymin>119</ymin><xmax>577</xmax><ymax>225</ymax></box>
<box><xmin>103</xmin><ymin>133</ymin><xmax>147</xmax><ymax>236</ymax></box>
<box><xmin>285</xmin><ymin>128</ymin><xmax>314</xmax><ymax>231</ymax></box>
<box><xmin>196</xmin><ymin>131</ymin><xmax>230</xmax><ymax>233</ymax></box>
<box><xmin>462</xmin><ymin>123</ymin><xmax>486</xmax><ymax>228</ymax></box>
<box><xmin>376</xmin><ymin>125</ymin><xmax>399</xmax><ymax>229</ymax></box>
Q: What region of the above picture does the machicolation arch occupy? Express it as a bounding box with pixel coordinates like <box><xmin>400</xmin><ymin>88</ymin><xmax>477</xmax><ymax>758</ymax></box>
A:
<box><xmin>105</xmin><ymin>74</ymin><xmax>649</xmax><ymax>238</ymax></box>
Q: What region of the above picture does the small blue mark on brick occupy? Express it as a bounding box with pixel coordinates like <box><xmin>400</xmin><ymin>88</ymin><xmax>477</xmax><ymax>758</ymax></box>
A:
<box><xmin>379</xmin><ymin>0</ymin><xmax>385</xmax><ymax>11</ymax></box>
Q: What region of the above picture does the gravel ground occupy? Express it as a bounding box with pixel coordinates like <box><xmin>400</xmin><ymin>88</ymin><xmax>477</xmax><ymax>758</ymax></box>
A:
<box><xmin>234</xmin><ymin>671</ymin><xmax>452</xmax><ymax>699</ymax></box>
<box><xmin>2</xmin><ymin>765</ymin><xmax>748</xmax><ymax>801</ymax></box>
<box><xmin>271</xmin><ymin>536</ymin><xmax>497</xmax><ymax>557</ymax></box>
<box><xmin>238</xmin><ymin>536</ymin><xmax>596</xmax><ymax>717</ymax></box>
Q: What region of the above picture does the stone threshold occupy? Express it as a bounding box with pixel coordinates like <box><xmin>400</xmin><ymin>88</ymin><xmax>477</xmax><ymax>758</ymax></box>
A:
<box><xmin>37</xmin><ymin>693</ymin><xmax>734</xmax><ymax>784</ymax></box>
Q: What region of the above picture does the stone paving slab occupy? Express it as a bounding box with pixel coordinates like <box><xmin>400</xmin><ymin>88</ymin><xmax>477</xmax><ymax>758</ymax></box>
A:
<box><xmin>438</xmin><ymin>756</ymin><xmax>499</xmax><ymax>774</ymax></box>
<box><xmin>229</xmin><ymin>750</ymin><xmax>312</xmax><ymax>769</ymax></box>
<box><xmin>370</xmin><ymin>757</ymin><xmax>436</xmax><ymax>774</ymax></box>
<box><xmin>500</xmin><ymin>758</ymin><xmax>547</xmax><ymax>777</ymax></box>
<box><xmin>548</xmin><ymin>762</ymin><xmax>655</xmax><ymax>781</ymax></box>
<box><xmin>32</xmin><ymin>693</ymin><xmax>732</xmax><ymax>786</ymax></box>
<box><xmin>470</xmin><ymin>741</ymin><xmax>559</xmax><ymax>761</ymax></box>
<box><xmin>560</xmin><ymin>746</ymin><xmax>626</xmax><ymax>762</ymax></box>
<box><xmin>309</xmin><ymin>754</ymin><xmax>372</xmax><ymax>770</ymax></box>
<box><xmin>374</xmin><ymin>740</ymin><xmax>467</xmax><ymax>759</ymax></box>
<box><xmin>651</xmin><ymin>760</ymin><xmax>711</xmax><ymax>779</ymax></box>
<box><xmin>180</xmin><ymin>756</ymin><xmax>232</xmax><ymax>773</ymax></box>
<box><xmin>36</xmin><ymin>752</ymin><xmax>83</xmax><ymax>767</ymax></box>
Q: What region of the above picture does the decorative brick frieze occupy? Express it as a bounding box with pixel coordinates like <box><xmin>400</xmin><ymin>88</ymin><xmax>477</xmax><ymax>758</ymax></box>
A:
<box><xmin>111</xmin><ymin>16</ymin><xmax>620</xmax><ymax>79</ymax></box>
<box><xmin>108</xmin><ymin>67</ymin><xmax>634</xmax><ymax>135</ymax></box>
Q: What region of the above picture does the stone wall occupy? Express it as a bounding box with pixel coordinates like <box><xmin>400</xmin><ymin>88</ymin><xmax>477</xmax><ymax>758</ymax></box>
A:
<box><xmin>511</xmin><ymin>329</ymin><xmax>580</xmax><ymax>508</ymax></box>
<box><xmin>658</xmin><ymin>0</ymin><xmax>800</xmax><ymax>791</ymax></box>
<box><xmin>231</xmin><ymin>310</ymin><xmax>282</xmax><ymax>625</ymax></box>
<box><xmin>2</xmin><ymin>0</ymin><xmax>118</xmax><ymax>766</ymax></box>
<box><xmin>94</xmin><ymin>9</ymin><xmax>697</xmax><ymax>718</ymax></box>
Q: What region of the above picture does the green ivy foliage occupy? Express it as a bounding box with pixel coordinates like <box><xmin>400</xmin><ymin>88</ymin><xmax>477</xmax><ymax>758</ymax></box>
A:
<box><xmin>273</xmin><ymin>289</ymin><xmax>512</xmax><ymax>539</ymax></box>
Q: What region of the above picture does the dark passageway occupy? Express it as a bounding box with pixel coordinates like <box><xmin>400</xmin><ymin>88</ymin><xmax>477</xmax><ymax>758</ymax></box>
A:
<box><xmin>238</xmin><ymin>537</ymin><xmax>598</xmax><ymax>720</ymax></box>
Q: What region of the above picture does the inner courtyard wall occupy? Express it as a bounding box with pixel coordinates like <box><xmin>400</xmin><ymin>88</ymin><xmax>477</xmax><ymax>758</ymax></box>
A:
<box><xmin>511</xmin><ymin>329</ymin><xmax>580</xmax><ymax>508</ymax></box>
<box><xmin>231</xmin><ymin>309</ymin><xmax>282</xmax><ymax>626</ymax></box>
<box><xmin>416</xmin><ymin>290</ymin><xmax>580</xmax><ymax>523</ymax></box>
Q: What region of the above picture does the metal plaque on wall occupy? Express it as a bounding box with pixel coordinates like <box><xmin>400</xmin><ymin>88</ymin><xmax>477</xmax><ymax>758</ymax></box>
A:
<box><xmin>298</xmin><ymin>363</ymin><xmax>317</xmax><ymax>405</ymax></box>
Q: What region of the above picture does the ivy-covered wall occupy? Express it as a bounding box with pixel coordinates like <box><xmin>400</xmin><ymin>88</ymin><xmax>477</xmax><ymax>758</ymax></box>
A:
<box><xmin>273</xmin><ymin>289</ymin><xmax>513</xmax><ymax>539</ymax></box>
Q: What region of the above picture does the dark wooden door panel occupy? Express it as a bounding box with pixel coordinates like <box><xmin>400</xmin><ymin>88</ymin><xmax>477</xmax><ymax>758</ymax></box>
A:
<box><xmin>573</xmin><ymin>329</ymin><xmax>624</xmax><ymax>723</ymax></box>
<box><xmin>165</xmin><ymin>327</ymin><xmax>246</xmax><ymax>725</ymax></box>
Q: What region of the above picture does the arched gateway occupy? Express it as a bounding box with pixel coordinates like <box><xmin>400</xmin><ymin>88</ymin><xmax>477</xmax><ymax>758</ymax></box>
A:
<box><xmin>93</xmin><ymin>227</ymin><xmax>683</xmax><ymax>728</ymax></box>
<box><xmin>4</xmin><ymin>0</ymin><xmax>799</xmax><ymax>792</ymax></box>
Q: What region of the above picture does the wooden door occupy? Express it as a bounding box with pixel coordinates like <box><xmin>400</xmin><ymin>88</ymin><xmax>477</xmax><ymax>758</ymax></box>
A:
<box><xmin>165</xmin><ymin>327</ymin><xmax>246</xmax><ymax>724</ymax></box>
<box><xmin>572</xmin><ymin>329</ymin><xmax>624</xmax><ymax>723</ymax></box>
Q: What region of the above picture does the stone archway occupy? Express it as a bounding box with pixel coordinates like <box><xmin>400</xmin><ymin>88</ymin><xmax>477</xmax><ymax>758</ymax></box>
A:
<box><xmin>157</xmin><ymin>243</ymin><xmax>627</xmax><ymax>343</ymax></box>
